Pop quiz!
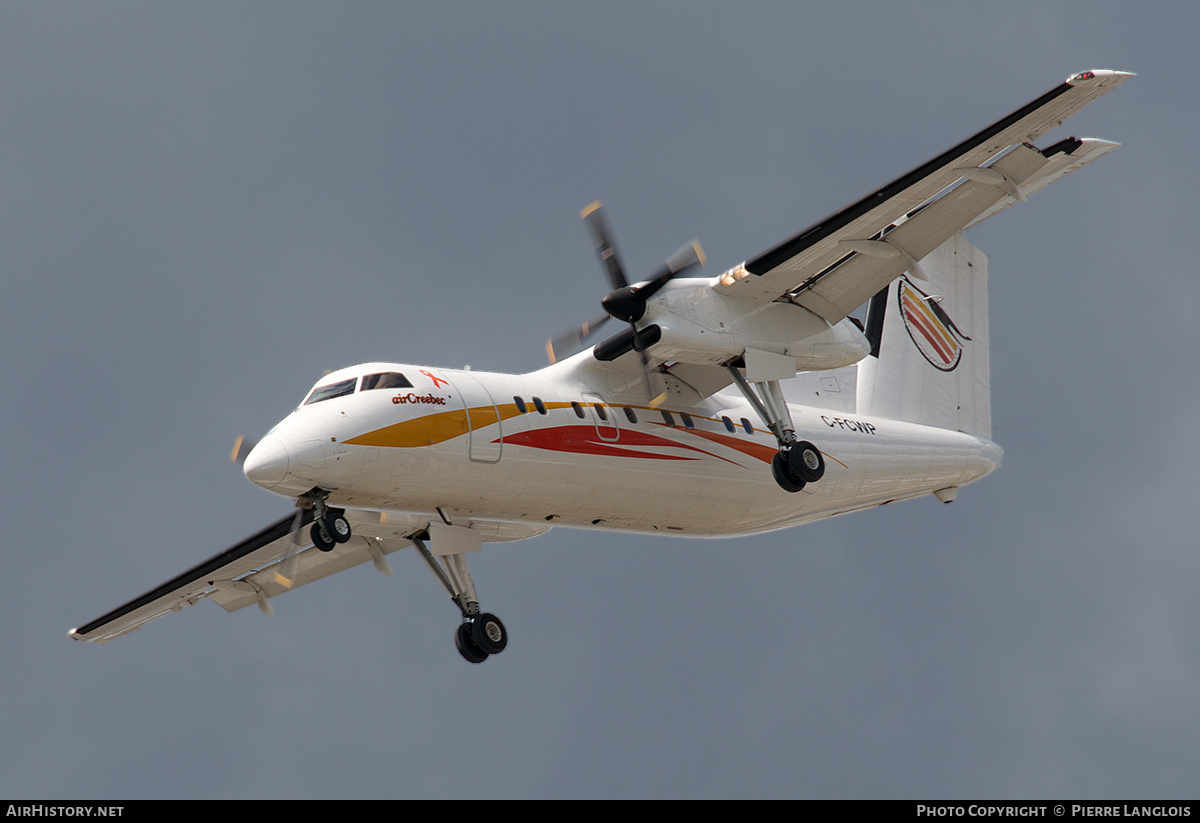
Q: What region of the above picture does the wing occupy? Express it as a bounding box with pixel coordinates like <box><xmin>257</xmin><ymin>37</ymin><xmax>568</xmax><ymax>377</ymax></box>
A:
<box><xmin>713</xmin><ymin>69</ymin><xmax>1132</xmax><ymax>323</ymax></box>
<box><xmin>69</xmin><ymin>509</ymin><xmax>548</xmax><ymax>643</ymax></box>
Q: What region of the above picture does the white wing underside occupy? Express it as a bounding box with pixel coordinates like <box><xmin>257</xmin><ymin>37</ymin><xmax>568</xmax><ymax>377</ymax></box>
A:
<box><xmin>70</xmin><ymin>510</ymin><xmax>547</xmax><ymax>643</ymax></box>
<box><xmin>713</xmin><ymin>70</ymin><xmax>1131</xmax><ymax>323</ymax></box>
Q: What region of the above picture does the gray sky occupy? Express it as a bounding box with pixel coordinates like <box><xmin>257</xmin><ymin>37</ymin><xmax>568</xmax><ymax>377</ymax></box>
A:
<box><xmin>5</xmin><ymin>1</ymin><xmax>1195</xmax><ymax>799</ymax></box>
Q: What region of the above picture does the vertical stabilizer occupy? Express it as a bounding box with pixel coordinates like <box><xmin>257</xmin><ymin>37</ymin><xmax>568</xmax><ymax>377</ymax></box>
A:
<box><xmin>856</xmin><ymin>234</ymin><xmax>991</xmax><ymax>438</ymax></box>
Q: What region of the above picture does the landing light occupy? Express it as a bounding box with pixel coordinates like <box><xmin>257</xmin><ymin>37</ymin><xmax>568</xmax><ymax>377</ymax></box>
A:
<box><xmin>719</xmin><ymin>264</ymin><xmax>752</xmax><ymax>287</ymax></box>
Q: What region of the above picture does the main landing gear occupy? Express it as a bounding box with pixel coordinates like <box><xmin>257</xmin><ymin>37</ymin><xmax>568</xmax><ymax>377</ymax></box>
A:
<box><xmin>294</xmin><ymin>493</ymin><xmax>505</xmax><ymax>663</ymax></box>
<box><xmin>726</xmin><ymin>364</ymin><xmax>826</xmax><ymax>493</ymax></box>
<box><xmin>411</xmin><ymin>532</ymin><xmax>509</xmax><ymax>664</ymax></box>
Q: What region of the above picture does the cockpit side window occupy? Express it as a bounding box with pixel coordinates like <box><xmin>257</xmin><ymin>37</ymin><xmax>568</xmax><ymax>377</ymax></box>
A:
<box><xmin>361</xmin><ymin>372</ymin><xmax>413</xmax><ymax>391</ymax></box>
<box><xmin>304</xmin><ymin>377</ymin><xmax>357</xmax><ymax>405</ymax></box>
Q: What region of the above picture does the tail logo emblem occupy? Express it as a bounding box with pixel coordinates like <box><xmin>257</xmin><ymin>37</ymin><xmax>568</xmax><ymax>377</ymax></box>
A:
<box><xmin>897</xmin><ymin>277</ymin><xmax>972</xmax><ymax>372</ymax></box>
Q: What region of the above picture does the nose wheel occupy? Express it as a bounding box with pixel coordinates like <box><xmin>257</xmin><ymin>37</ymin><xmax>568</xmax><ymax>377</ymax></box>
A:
<box><xmin>305</xmin><ymin>494</ymin><xmax>352</xmax><ymax>553</ymax></box>
<box><xmin>310</xmin><ymin>510</ymin><xmax>352</xmax><ymax>552</ymax></box>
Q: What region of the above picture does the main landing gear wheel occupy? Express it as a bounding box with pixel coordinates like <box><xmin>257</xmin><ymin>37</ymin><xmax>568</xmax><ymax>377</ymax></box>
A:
<box><xmin>788</xmin><ymin>441</ymin><xmax>825</xmax><ymax>483</ymax></box>
<box><xmin>771</xmin><ymin>451</ymin><xmax>806</xmax><ymax>493</ymax></box>
<box><xmin>472</xmin><ymin>613</ymin><xmax>508</xmax><ymax>655</ymax></box>
<box><xmin>455</xmin><ymin>622</ymin><xmax>490</xmax><ymax>664</ymax></box>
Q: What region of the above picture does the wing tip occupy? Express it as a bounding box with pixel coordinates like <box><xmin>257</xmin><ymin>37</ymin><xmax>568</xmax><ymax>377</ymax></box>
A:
<box><xmin>1066</xmin><ymin>68</ymin><xmax>1136</xmax><ymax>86</ymax></box>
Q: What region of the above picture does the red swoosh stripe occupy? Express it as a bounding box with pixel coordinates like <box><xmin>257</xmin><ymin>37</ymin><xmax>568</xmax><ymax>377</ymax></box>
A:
<box><xmin>498</xmin><ymin>425</ymin><xmax>716</xmax><ymax>461</ymax></box>
<box><xmin>662</xmin><ymin>424</ymin><xmax>777</xmax><ymax>465</ymax></box>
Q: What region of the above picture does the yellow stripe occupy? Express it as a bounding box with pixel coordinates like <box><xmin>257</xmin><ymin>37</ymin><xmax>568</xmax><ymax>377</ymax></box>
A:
<box><xmin>345</xmin><ymin>403</ymin><xmax>531</xmax><ymax>448</ymax></box>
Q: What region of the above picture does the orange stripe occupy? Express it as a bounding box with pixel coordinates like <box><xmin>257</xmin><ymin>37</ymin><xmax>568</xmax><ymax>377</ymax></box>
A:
<box><xmin>901</xmin><ymin>291</ymin><xmax>958</xmax><ymax>353</ymax></box>
<box><xmin>902</xmin><ymin>295</ymin><xmax>957</xmax><ymax>362</ymax></box>
<box><xmin>905</xmin><ymin>306</ymin><xmax>956</xmax><ymax>363</ymax></box>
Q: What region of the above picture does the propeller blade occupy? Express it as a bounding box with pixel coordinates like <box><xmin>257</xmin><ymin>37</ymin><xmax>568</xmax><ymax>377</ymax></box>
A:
<box><xmin>546</xmin><ymin>312</ymin><xmax>612</xmax><ymax>364</ymax></box>
<box><xmin>230</xmin><ymin>436</ymin><xmax>258</xmax><ymax>467</ymax></box>
<box><xmin>581</xmin><ymin>201</ymin><xmax>629</xmax><ymax>291</ymax></box>
<box><xmin>600</xmin><ymin>240</ymin><xmax>706</xmax><ymax>323</ymax></box>
<box><xmin>633</xmin><ymin>334</ymin><xmax>668</xmax><ymax>408</ymax></box>
<box><xmin>273</xmin><ymin>507</ymin><xmax>307</xmax><ymax>590</ymax></box>
<box><xmin>569</xmin><ymin>201</ymin><xmax>703</xmax><ymax>405</ymax></box>
<box><xmin>637</xmin><ymin>240</ymin><xmax>706</xmax><ymax>301</ymax></box>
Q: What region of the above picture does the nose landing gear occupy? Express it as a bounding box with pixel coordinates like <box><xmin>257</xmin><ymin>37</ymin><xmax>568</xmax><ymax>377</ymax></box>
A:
<box><xmin>305</xmin><ymin>492</ymin><xmax>353</xmax><ymax>552</ymax></box>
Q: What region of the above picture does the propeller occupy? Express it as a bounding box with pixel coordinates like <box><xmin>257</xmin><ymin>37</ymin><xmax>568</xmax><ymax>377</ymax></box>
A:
<box><xmin>548</xmin><ymin>202</ymin><xmax>705</xmax><ymax>406</ymax></box>
<box><xmin>231</xmin><ymin>436</ymin><xmax>310</xmax><ymax>589</ymax></box>
<box><xmin>230</xmin><ymin>435</ymin><xmax>257</xmax><ymax>467</ymax></box>
<box><xmin>273</xmin><ymin>506</ymin><xmax>308</xmax><ymax>590</ymax></box>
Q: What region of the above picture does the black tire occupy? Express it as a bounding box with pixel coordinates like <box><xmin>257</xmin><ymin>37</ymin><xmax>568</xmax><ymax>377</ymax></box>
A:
<box><xmin>771</xmin><ymin>451</ymin><xmax>806</xmax><ymax>493</ymax></box>
<box><xmin>455</xmin><ymin>622</ymin><xmax>489</xmax><ymax>663</ymax></box>
<box><xmin>326</xmin><ymin>513</ymin><xmax>352</xmax><ymax>544</ymax></box>
<box><xmin>472</xmin><ymin>613</ymin><xmax>508</xmax><ymax>655</ymax></box>
<box><xmin>310</xmin><ymin>521</ymin><xmax>336</xmax><ymax>552</ymax></box>
<box><xmin>788</xmin><ymin>441</ymin><xmax>825</xmax><ymax>483</ymax></box>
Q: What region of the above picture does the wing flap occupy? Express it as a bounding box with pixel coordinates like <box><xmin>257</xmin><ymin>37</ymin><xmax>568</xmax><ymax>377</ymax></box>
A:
<box><xmin>714</xmin><ymin>70</ymin><xmax>1131</xmax><ymax>317</ymax></box>
<box><xmin>791</xmin><ymin>143</ymin><xmax>1051</xmax><ymax>320</ymax></box>
<box><xmin>208</xmin><ymin>535</ymin><xmax>413</xmax><ymax>612</ymax></box>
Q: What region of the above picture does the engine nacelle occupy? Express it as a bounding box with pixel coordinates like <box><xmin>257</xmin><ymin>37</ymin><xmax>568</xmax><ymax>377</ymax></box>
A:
<box><xmin>601</xmin><ymin>277</ymin><xmax>870</xmax><ymax>372</ymax></box>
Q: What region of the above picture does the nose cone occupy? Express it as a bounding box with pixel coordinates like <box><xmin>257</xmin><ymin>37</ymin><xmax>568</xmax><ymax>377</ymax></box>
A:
<box><xmin>243</xmin><ymin>435</ymin><xmax>290</xmax><ymax>488</ymax></box>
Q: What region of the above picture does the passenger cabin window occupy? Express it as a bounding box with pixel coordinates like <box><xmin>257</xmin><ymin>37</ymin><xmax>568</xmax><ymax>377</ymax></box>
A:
<box><xmin>680</xmin><ymin>412</ymin><xmax>695</xmax><ymax>429</ymax></box>
<box><xmin>571</xmin><ymin>401</ymin><xmax>586</xmax><ymax>419</ymax></box>
<box><xmin>514</xmin><ymin>396</ymin><xmax>528</xmax><ymax>413</ymax></box>
<box><xmin>361</xmin><ymin>371</ymin><xmax>413</xmax><ymax>391</ymax></box>
<box><xmin>594</xmin><ymin>404</ymin><xmax>608</xmax><ymax>421</ymax></box>
<box><xmin>660</xmin><ymin>410</ymin><xmax>676</xmax><ymax>427</ymax></box>
<box><xmin>721</xmin><ymin>416</ymin><xmax>736</xmax><ymax>433</ymax></box>
<box><xmin>305</xmin><ymin>377</ymin><xmax>357</xmax><ymax>405</ymax></box>
<box><xmin>623</xmin><ymin>407</ymin><xmax>638</xmax><ymax>424</ymax></box>
<box><xmin>741</xmin><ymin>418</ymin><xmax>754</xmax><ymax>434</ymax></box>
<box><xmin>532</xmin><ymin>397</ymin><xmax>547</xmax><ymax>415</ymax></box>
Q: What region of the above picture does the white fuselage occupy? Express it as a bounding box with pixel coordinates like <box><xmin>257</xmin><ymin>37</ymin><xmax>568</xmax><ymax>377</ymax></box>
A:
<box><xmin>242</xmin><ymin>357</ymin><xmax>1002</xmax><ymax>538</ymax></box>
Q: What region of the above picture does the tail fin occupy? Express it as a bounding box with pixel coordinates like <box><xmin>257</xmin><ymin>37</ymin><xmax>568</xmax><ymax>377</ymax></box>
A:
<box><xmin>856</xmin><ymin>233</ymin><xmax>991</xmax><ymax>438</ymax></box>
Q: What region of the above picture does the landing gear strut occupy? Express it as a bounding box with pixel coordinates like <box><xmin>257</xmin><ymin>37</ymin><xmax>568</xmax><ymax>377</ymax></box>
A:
<box><xmin>726</xmin><ymin>364</ymin><xmax>826</xmax><ymax>493</ymax></box>
<box><xmin>411</xmin><ymin>532</ymin><xmax>509</xmax><ymax>664</ymax></box>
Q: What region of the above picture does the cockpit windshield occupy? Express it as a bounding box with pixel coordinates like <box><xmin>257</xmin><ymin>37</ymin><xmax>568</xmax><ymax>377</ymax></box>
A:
<box><xmin>304</xmin><ymin>377</ymin><xmax>357</xmax><ymax>405</ymax></box>
<box><xmin>361</xmin><ymin>371</ymin><xmax>413</xmax><ymax>391</ymax></box>
<box><xmin>302</xmin><ymin>370</ymin><xmax>415</xmax><ymax>406</ymax></box>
